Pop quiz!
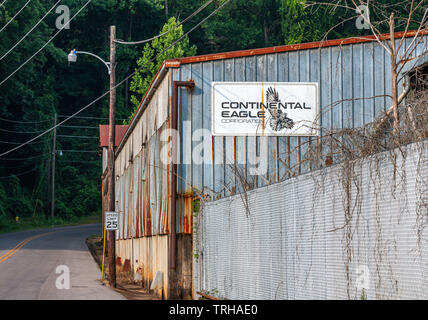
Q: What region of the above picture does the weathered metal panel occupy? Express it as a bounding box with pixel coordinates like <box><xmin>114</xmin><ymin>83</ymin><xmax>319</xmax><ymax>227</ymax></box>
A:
<box><xmin>331</xmin><ymin>45</ymin><xmax>343</xmax><ymax>130</ymax></box>
<box><xmin>299</xmin><ymin>49</ymin><xmax>310</xmax><ymax>174</ymax></box>
<box><xmin>288</xmin><ymin>51</ymin><xmax>300</xmax><ymax>176</ymax></box>
<box><xmin>110</xmin><ymin>34</ymin><xmax>427</xmax><ymax>300</ymax></box>
<box><xmin>115</xmin><ymin>71</ymin><xmax>171</xmax><ymax>239</ymax></box>
<box><xmin>277</xmin><ymin>53</ymin><xmax>289</xmax><ymax>179</ymax></box>
<box><xmin>213</xmin><ymin>60</ymin><xmax>225</xmax><ymax>198</ymax></box>
<box><xmin>116</xmin><ymin>235</ymin><xmax>169</xmax><ymax>297</ymax></box>
<box><xmin>267</xmin><ymin>54</ymin><xmax>278</xmax><ymax>181</ymax></box>
<box><xmin>159</xmin><ymin>122</ymin><xmax>170</xmax><ymax>235</ymax></box>
<box><xmin>119</xmin><ymin>174</ymin><xmax>124</xmax><ymax>239</ymax></box>
<box><xmin>342</xmin><ymin>45</ymin><xmax>354</xmax><ymax>128</ymax></box>
<box><xmin>114</xmin><ymin>34</ymin><xmax>427</xmax><ymax>241</ymax></box>
<box><xmin>374</xmin><ymin>42</ymin><xmax>386</xmax><ymax>117</ymax></box>
<box><xmin>183</xmin><ymin>36</ymin><xmax>427</xmax><ymax>202</ymax></box>
<box><xmin>363</xmin><ymin>42</ymin><xmax>375</xmax><ymax>124</ymax></box>
<box><xmin>244</xmin><ymin>56</ymin><xmax>257</xmax><ymax>186</ymax></box>
<box><xmin>309</xmin><ymin>48</ymin><xmax>320</xmax><ymax>172</ymax></box>
<box><xmin>123</xmin><ymin>168</ymin><xmax>128</xmax><ymax>239</ymax></box>
<box><xmin>352</xmin><ymin>43</ymin><xmax>363</xmax><ymax>128</ymax></box>
<box><xmin>256</xmin><ymin>54</ymin><xmax>267</xmax><ymax>188</ymax></box>
<box><xmin>175</xmin><ymin>64</ymin><xmax>194</xmax><ymax>234</ymax></box>
<box><xmin>202</xmin><ymin>61</ymin><xmax>214</xmax><ymax>195</ymax></box>
<box><xmin>132</xmin><ymin>155</ymin><xmax>139</xmax><ymax>238</ymax></box>
<box><xmin>179</xmin><ymin>64</ymin><xmax>193</xmax><ymax>195</ymax></box>
<box><xmin>224</xmin><ymin>59</ymin><xmax>235</xmax><ymax>196</ymax></box>
<box><xmin>149</xmin><ymin>132</ymin><xmax>158</xmax><ymax>235</ymax></box>
<box><xmin>191</xmin><ymin>62</ymin><xmax>204</xmax><ymax>193</ymax></box>
<box><xmin>235</xmin><ymin>57</ymin><xmax>247</xmax><ymax>193</ymax></box>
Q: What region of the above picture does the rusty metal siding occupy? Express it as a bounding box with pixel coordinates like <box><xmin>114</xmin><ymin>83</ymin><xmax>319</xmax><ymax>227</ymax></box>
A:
<box><xmin>115</xmin><ymin>72</ymin><xmax>171</xmax><ymax>239</ymax></box>
<box><xmin>176</xmin><ymin>65</ymin><xmax>194</xmax><ymax>234</ymax></box>
<box><xmin>175</xmin><ymin>36</ymin><xmax>427</xmax><ymax>203</ymax></box>
<box><xmin>202</xmin><ymin>62</ymin><xmax>214</xmax><ymax>194</ymax></box>
<box><xmin>191</xmin><ymin>62</ymin><xmax>204</xmax><ymax>193</ymax></box>
<box><xmin>114</xmin><ymin>35</ymin><xmax>427</xmax><ymax>239</ymax></box>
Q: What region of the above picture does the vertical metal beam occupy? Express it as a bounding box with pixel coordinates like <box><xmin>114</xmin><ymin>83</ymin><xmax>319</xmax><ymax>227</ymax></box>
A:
<box><xmin>170</xmin><ymin>80</ymin><xmax>194</xmax><ymax>271</ymax></box>
<box><xmin>107</xmin><ymin>25</ymin><xmax>117</xmax><ymax>288</ymax></box>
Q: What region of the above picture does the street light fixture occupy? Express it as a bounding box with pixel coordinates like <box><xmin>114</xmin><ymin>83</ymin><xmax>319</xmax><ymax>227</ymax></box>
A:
<box><xmin>67</xmin><ymin>49</ymin><xmax>111</xmax><ymax>74</ymax></box>
<box><xmin>67</xmin><ymin>49</ymin><xmax>77</xmax><ymax>63</ymax></box>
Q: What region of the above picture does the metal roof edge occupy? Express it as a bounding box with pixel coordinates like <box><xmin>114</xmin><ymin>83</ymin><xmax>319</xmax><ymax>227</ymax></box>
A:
<box><xmin>115</xmin><ymin>62</ymin><xmax>169</xmax><ymax>157</ymax></box>
<box><xmin>166</xmin><ymin>29</ymin><xmax>427</xmax><ymax>65</ymax></box>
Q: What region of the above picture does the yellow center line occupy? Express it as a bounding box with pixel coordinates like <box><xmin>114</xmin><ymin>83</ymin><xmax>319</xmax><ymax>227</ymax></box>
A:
<box><xmin>0</xmin><ymin>231</ymin><xmax>59</xmax><ymax>264</ymax></box>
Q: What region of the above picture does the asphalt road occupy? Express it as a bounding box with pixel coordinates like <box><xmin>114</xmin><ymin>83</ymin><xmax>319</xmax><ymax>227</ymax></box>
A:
<box><xmin>0</xmin><ymin>224</ymin><xmax>125</xmax><ymax>300</ymax></box>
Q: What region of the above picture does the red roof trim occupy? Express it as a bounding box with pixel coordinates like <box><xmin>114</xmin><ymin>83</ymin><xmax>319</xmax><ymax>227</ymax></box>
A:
<box><xmin>166</xmin><ymin>29</ymin><xmax>427</xmax><ymax>65</ymax></box>
<box><xmin>99</xmin><ymin>125</ymin><xmax>129</xmax><ymax>147</ymax></box>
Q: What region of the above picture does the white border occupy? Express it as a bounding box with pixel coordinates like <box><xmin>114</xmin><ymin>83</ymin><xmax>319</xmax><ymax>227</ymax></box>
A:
<box><xmin>211</xmin><ymin>82</ymin><xmax>320</xmax><ymax>136</ymax></box>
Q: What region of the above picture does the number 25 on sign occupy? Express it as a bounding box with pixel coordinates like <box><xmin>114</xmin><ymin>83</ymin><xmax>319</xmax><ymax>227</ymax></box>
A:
<box><xmin>105</xmin><ymin>212</ymin><xmax>119</xmax><ymax>230</ymax></box>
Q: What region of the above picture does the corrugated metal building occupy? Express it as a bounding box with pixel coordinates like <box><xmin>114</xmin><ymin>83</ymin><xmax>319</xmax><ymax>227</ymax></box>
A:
<box><xmin>105</xmin><ymin>30</ymin><xmax>427</xmax><ymax>299</ymax></box>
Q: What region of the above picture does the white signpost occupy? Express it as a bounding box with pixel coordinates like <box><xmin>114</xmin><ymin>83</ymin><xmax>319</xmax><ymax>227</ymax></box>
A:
<box><xmin>105</xmin><ymin>211</ymin><xmax>118</xmax><ymax>230</ymax></box>
<box><xmin>212</xmin><ymin>82</ymin><xmax>319</xmax><ymax>136</ymax></box>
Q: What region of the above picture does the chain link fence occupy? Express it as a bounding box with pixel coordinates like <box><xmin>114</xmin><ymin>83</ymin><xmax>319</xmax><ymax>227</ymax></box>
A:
<box><xmin>193</xmin><ymin>141</ymin><xmax>427</xmax><ymax>300</ymax></box>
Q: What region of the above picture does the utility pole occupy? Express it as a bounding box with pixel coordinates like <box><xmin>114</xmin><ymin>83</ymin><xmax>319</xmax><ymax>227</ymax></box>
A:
<box><xmin>107</xmin><ymin>25</ymin><xmax>117</xmax><ymax>287</ymax></box>
<box><xmin>51</xmin><ymin>113</ymin><xmax>57</xmax><ymax>219</ymax></box>
<box><xmin>46</xmin><ymin>158</ymin><xmax>51</xmax><ymax>219</ymax></box>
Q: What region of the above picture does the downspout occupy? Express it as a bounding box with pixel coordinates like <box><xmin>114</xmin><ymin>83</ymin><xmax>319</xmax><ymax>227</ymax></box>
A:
<box><xmin>170</xmin><ymin>80</ymin><xmax>195</xmax><ymax>271</ymax></box>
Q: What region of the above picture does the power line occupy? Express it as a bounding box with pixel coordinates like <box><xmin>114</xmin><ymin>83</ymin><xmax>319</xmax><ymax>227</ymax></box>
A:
<box><xmin>0</xmin><ymin>167</ymin><xmax>38</xmax><ymax>180</ymax></box>
<box><xmin>58</xmin><ymin>114</ymin><xmax>127</xmax><ymax>121</ymax></box>
<box><xmin>114</xmin><ymin>0</ymin><xmax>215</xmax><ymax>45</ymax></box>
<box><xmin>0</xmin><ymin>0</ymin><xmax>33</xmax><ymax>33</ymax></box>
<box><xmin>0</xmin><ymin>0</ymin><xmax>92</xmax><ymax>86</ymax></box>
<box><xmin>0</xmin><ymin>153</ymin><xmax>50</xmax><ymax>161</ymax></box>
<box><xmin>57</xmin><ymin>134</ymin><xmax>98</xmax><ymax>139</ymax></box>
<box><xmin>0</xmin><ymin>116</ymin><xmax>53</xmax><ymax>123</ymax></box>
<box><xmin>60</xmin><ymin>150</ymin><xmax>98</xmax><ymax>153</ymax></box>
<box><xmin>0</xmin><ymin>127</ymin><xmax>45</xmax><ymax>134</ymax></box>
<box><xmin>59</xmin><ymin>125</ymin><xmax>99</xmax><ymax>129</ymax></box>
<box><xmin>0</xmin><ymin>162</ymin><xmax>42</xmax><ymax>169</ymax></box>
<box><xmin>57</xmin><ymin>160</ymin><xmax>100</xmax><ymax>164</ymax></box>
<box><xmin>0</xmin><ymin>0</ymin><xmax>62</xmax><ymax>61</ymax></box>
<box><xmin>0</xmin><ymin>139</ymin><xmax>46</xmax><ymax>145</ymax></box>
<box><xmin>0</xmin><ymin>0</ymin><xmax>232</xmax><ymax>157</ymax></box>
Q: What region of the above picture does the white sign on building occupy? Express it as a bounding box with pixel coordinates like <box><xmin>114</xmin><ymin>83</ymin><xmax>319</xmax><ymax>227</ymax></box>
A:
<box><xmin>105</xmin><ymin>211</ymin><xmax>119</xmax><ymax>230</ymax></box>
<box><xmin>212</xmin><ymin>82</ymin><xmax>319</xmax><ymax>136</ymax></box>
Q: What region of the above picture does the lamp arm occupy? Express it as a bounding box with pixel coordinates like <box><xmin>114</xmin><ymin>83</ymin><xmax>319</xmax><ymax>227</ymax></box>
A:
<box><xmin>75</xmin><ymin>50</ymin><xmax>111</xmax><ymax>74</ymax></box>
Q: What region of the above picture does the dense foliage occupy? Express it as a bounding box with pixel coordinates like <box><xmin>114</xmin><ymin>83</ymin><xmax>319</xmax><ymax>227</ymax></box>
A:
<box><xmin>0</xmin><ymin>0</ymin><xmax>423</xmax><ymax>228</ymax></box>
<box><xmin>129</xmin><ymin>16</ymin><xmax>197</xmax><ymax>119</ymax></box>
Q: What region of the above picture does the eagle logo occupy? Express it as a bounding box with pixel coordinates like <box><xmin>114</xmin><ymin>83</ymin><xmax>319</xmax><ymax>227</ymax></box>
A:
<box><xmin>266</xmin><ymin>87</ymin><xmax>294</xmax><ymax>131</ymax></box>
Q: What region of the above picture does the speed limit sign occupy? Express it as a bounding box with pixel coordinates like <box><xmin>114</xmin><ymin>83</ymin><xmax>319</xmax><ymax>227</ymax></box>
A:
<box><xmin>105</xmin><ymin>212</ymin><xmax>119</xmax><ymax>230</ymax></box>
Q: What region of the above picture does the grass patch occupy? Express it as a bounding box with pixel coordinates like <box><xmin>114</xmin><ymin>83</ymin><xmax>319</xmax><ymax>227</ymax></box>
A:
<box><xmin>0</xmin><ymin>212</ymin><xmax>102</xmax><ymax>234</ymax></box>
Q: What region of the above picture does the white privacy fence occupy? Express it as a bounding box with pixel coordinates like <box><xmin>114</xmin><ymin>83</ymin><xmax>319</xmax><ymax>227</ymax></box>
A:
<box><xmin>193</xmin><ymin>141</ymin><xmax>427</xmax><ymax>299</ymax></box>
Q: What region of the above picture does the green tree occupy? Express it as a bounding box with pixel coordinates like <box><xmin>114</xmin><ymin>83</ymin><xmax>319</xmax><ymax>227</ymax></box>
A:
<box><xmin>198</xmin><ymin>0</ymin><xmax>282</xmax><ymax>53</ymax></box>
<box><xmin>129</xmin><ymin>16</ymin><xmax>197</xmax><ymax>120</ymax></box>
<box><xmin>279</xmin><ymin>0</ymin><xmax>309</xmax><ymax>44</ymax></box>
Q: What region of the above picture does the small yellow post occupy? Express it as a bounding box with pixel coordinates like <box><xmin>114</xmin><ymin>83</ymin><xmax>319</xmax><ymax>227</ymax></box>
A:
<box><xmin>101</xmin><ymin>224</ymin><xmax>107</xmax><ymax>279</ymax></box>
